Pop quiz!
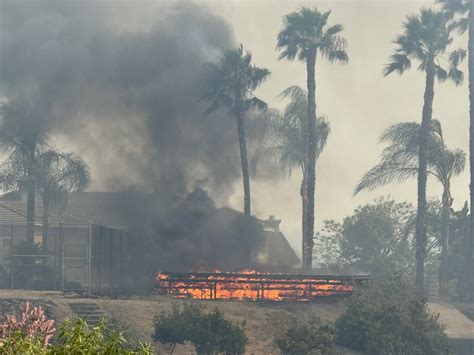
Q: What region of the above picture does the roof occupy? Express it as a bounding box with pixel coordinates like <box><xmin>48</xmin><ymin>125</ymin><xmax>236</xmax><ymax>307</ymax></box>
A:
<box><xmin>263</xmin><ymin>230</ymin><xmax>300</xmax><ymax>267</ymax></box>
<box><xmin>0</xmin><ymin>192</ymin><xmax>300</xmax><ymax>267</ymax></box>
<box><xmin>0</xmin><ymin>192</ymin><xmax>135</xmax><ymax>228</ymax></box>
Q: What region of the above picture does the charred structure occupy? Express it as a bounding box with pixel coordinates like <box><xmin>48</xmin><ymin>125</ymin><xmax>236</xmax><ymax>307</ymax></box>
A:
<box><xmin>157</xmin><ymin>271</ymin><xmax>369</xmax><ymax>301</ymax></box>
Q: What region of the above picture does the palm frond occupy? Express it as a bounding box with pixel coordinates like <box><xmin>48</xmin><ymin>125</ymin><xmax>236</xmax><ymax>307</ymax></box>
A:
<box><xmin>261</xmin><ymin>85</ymin><xmax>330</xmax><ymax>176</ymax></box>
<box><xmin>355</xmin><ymin>119</ymin><xmax>465</xmax><ymax>195</ymax></box>
<box><xmin>203</xmin><ymin>44</ymin><xmax>270</xmax><ymax>117</ymax></box>
<box><xmin>277</xmin><ymin>6</ymin><xmax>348</xmax><ymax>65</ymax></box>
<box><xmin>384</xmin><ymin>54</ymin><xmax>412</xmax><ymax>76</ymax></box>
<box><xmin>386</xmin><ymin>8</ymin><xmax>457</xmax><ymax>77</ymax></box>
<box><xmin>278</xmin><ymin>86</ymin><xmax>306</xmax><ymax>101</ymax></box>
<box><xmin>354</xmin><ymin>162</ymin><xmax>418</xmax><ymax>195</ymax></box>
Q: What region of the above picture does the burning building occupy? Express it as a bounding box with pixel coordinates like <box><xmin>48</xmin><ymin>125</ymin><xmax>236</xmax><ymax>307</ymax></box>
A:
<box><xmin>156</xmin><ymin>270</ymin><xmax>369</xmax><ymax>302</ymax></box>
<box><xmin>0</xmin><ymin>190</ymin><xmax>303</xmax><ymax>293</ymax></box>
<box><xmin>257</xmin><ymin>215</ymin><xmax>300</xmax><ymax>270</ymax></box>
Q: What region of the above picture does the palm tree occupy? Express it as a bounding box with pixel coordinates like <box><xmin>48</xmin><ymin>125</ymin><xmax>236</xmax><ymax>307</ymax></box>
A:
<box><xmin>263</xmin><ymin>86</ymin><xmax>330</xmax><ymax>262</ymax></box>
<box><xmin>0</xmin><ymin>99</ymin><xmax>50</xmax><ymax>251</ymax></box>
<box><xmin>355</xmin><ymin>120</ymin><xmax>465</xmax><ymax>294</ymax></box>
<box><xmin>203</xmin><ymin>44</ymin><xmax>270</xmax><ymax>216</ymax></box>
<box><xmin>384</xmin><ymin>8</ymin><xmax>465</xmax><ymax>296</ymax></box>
<box><xmin>277</xmin><ymin>7</ymin><xmax>348</xmax><ymax>271</ymax></box>
<box><xmin>35</xmin><ymin>150</ymin><xmax>90</xmax><ymax>252</ymax></box>
<box><xmin>438</xmin><ymin>0</ymin><xmax>474</xmax><ymax>300</ymax></box>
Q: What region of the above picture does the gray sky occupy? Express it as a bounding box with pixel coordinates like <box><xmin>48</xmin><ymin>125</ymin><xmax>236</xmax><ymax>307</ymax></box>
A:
<box><xmin>209</xmin><ymin>0</ymin><xmax>469</xmax><ymax>254</ymax></box>
<box><xmin>1</xmin><ymin>0</ymin><xmax>468</xmax><ymax>257</ymax></box>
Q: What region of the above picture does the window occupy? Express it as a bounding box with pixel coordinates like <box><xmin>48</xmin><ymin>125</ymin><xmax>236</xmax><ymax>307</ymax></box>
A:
<box><xmin>34</xmin><ymin>234</ymin><xmax>43</xmax><ymax>246</ymax></box>
<box><xmin>1</xmin><ymin>238</ymin><xmax>11</xmax><ymax>249</ymax></box>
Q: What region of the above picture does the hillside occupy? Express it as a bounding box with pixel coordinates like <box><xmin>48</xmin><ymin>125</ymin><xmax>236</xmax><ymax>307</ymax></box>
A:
<box><xmin>0</xmin><ymin>290</ymin><xmax>345</xmax><ymax>354</ymax></box>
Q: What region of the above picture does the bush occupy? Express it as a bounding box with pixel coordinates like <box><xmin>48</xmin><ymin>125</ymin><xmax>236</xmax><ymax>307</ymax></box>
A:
<box><xmin>54</xmin><ymin>318</ymin><xmax>152</xmax><ymax>354</ymax></box>
<box><xmin>0</xmin><ymin>302</ymin><xmax>55</xmax><ymax>348</ymax></box>
<box><xmin>107</xmin><ymin>317</ymin><xmax>142</xmax><ymax>348</ymax></box>
<box><xmin>0</xmin><ymin>331</ymin><xmax>48</xmax><ymax>354</ymax></box>
<box><xmin>0</xmin><ymin>303</ymin><xmax>152</xmax><ymax>354</ymax></box>
<box><xmin>335</xmin><ymin>278</ymin><xmax>452</xmax><ymax>354</ymax></box>
<box><xmin>275</xmin><ymin>322</ymin><xmax>336</xmax><ymax>355</ymax></box>
<box><xmin>153</xmin><ymin>302</ymin><xmax>248</xmax><ymax>355</ymax></box>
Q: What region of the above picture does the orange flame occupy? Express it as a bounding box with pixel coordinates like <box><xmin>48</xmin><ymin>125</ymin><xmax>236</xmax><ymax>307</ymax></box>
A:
<box><xmin>156</xmin><ymin>270</ymin><xmax>366</xmax><ymax>301</ymax></box>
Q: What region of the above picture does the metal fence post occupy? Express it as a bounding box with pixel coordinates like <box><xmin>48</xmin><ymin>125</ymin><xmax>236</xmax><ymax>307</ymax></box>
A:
<box><xmin>10</xmin><ymin>224</ymin><xmax>14</xmax><ymax>290</ymax></box>
<box><xmin>59</xmin><ymin>222</ymin><xmax>64</xmax><ymax>291</ymax></box>
<box><xmin>88</xmin><ymin>221</ymin><xmax>92</xmax><ymax>294</ymax></box>
<box><xmin>109</xmin><ymin>229</ymin><xmax>113</xmax><ymax>295</ymax></box>
<box><xmin>99</xmin><ymin>226</ymin><xmax>103</xmax><ymax>293</ymax></box>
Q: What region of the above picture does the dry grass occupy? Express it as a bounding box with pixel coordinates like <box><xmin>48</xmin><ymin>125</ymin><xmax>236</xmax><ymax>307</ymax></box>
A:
<box><xmin>0</xmin><ymin>290</ymin><xmax>345</xmax><ymax>354</ymax></box>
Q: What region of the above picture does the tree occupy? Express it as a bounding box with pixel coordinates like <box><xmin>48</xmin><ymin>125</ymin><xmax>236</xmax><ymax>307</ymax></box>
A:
<box><xmin>153</xmin><ymin>303</ymin><xmax>247</xmax><ymax>355</ymax></box>
<box><xmin>0</xmin><ymin>99</ymin><xmax>50</xmax><ymax>251</ymax></box>
<box><xmin>0</xmin><ymin>100</ymin><xmax>90</xmax><ymax>256</ymax></box>
<box><xmin>438</xmin><ymin>0</ymin><xmax>474</xmax><ymax>302</ymax></box>
<box><xmin>448</xmin><ymin>202</ymin><xmax>472</xmax><ymax>300</ymax></box>
<box><xmin>275</xmin><ymin>322</ymin><xmax>335</xmax><ymax>355</ymax></box>
<box><xmin>335</xmin><ymin>278</ymin><xmax>451</xmax><ymax>354</ymax></box>
<box><xmin>317</xmin><ymin>198</ymin><xmax>414</xmax><ymax>278</ymax></box>
<box><xmin>203</xmin><ymin>45</ymin><xmax>270</xmax><ymax>216</ymax></box>
<box><xmin>263</xmin><ymin>86</ymin><xmax>330</xmax><ymax>266</ymax></box>
<box><xmin>277</xmin><ymin>7</ymin><xmax>348</xmax><ymax>271</ymax></box>
<box><xmin>384</xmin><ymin>8</ymin><xmax>465</xmax><ymax>296</ymax></box>
<box><xmin>355</xmin><ymin>120</ymin><xmax>465</xmax><ymax>292</ymax></box>
<box><xmin>35</xmin><ymin>150</ymin><xmax>90</xmax><ymax>252</ymax></box>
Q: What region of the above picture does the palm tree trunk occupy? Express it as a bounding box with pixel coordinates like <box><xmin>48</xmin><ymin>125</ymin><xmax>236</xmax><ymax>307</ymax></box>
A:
<box><xmin>304</xmin><ymin>51</ymin><xmax>317</xmax><ymax>273</ymax></box>
<box><xmin>439</xmin><ymin>187</ymin><xmax>451</xmax><ymax>297</ymax></box>
<box><xmin>236</xmin><ymin>109</ymin><xmax>251</xmax><ymax>215</ymax></box>
<box><xmin>469</xmin><ymin>0</ymin><xmax>474</xmax><ymax>301</ymax></box>
<box><xmin>415</xmin><ymin>62</ymin><xmax>435</xmax><ymax>298</ymax></box>
<box><xmin>300</xmin><ymin>174</ymin><xmax>307</xmax><ymax>266</ymax></box>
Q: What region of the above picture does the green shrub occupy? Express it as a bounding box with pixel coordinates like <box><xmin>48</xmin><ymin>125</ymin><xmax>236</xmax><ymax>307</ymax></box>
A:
<box><xmin>275</xmin><ymin>322</ymin><xmax>336</xmax><ymax>355</ymax></box>
<box><xmin>54</xmin><ymin>318</ymin><xmax>152</xmax><ymax>354</ymax></box>
<box><xmin>335</xmin><ymin>278</ymin><xmax>452</xmax><ymax>354</ymax></box>
<box><xmin>0</xmin><ymin>331</ymin><xmax>49</xmax><ymax>354</ymax></box>
<box><xmin>153</xmin><ymin>302</ymin><xmax>248</xmax><ymax>355</ymax></box>
<box><xmin>0</xmin><ymin>304</ymin><xmax>152</xmax><ymax>355</ymax></box>
<box><xmin>107</xmin><ymin>317</ymin><xmax>142</xmax><ymax>348</ymax></box>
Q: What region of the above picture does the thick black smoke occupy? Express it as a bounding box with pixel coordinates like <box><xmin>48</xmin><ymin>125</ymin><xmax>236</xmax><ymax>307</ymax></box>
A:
<box><xmin>0</xmin><ymin>0</ymin><xmax>241</xmax><ymax>196</ymax></box>
<box><xmin>117</xmin><ymin>187</ymin><xmax>265</xmax><ymax>289</ymax></box>
<box><xmin>0</xmin><ymin>1</ymin><xmax>266</xmax><ymax>276</ymax></box>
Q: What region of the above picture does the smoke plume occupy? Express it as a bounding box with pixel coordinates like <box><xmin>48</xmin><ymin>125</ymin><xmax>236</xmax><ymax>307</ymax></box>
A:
<box><xmin>0</xmin><ymin>0</ymin><xmax>266</xmax><ymax>276</ymax></box>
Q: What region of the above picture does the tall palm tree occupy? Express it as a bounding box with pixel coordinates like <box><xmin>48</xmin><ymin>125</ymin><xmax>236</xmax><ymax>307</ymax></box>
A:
<box><xmin>277</xmin><ymin>7</ymin><xmax>348</xmax><ymax>271</ymax></box>
<box><xmin>355</xmin><ymin>120</ymin><xmax>465</xmax><ymax>294</ymax></box>
<box><xmin>384</xmin><ymin>8</ymin><xmax>465</xmax><ymax>296</ymax></box>
<box><xmin>438</xmin><ymin>0</ymin><xmax>474</xmax><ymax>300</ymax></box>
<box><xmin>203</xmin><ymin>44</ymin><xmax>270</xmax><ymax>216</ymax></box>
<box><xmin>0</xmin><ymin>99</ymin><xmax>50</xmax><ymax>251</ymax></box>
<box><xmin>263</xmin><ymin>86</ymin><xmax>330</xmax><ymax>262</ymax></box>
<box><xmin>35</xmin><ymin>150</ymin><xmax>90</xmax><ymax>252</ymax></box>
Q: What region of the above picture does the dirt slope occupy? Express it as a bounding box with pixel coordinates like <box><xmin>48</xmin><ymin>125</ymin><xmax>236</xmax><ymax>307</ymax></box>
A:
<box><xmin>0</xmin><ymin>290</ymin><xmax>344</xmax><ymax>354</ymax></box>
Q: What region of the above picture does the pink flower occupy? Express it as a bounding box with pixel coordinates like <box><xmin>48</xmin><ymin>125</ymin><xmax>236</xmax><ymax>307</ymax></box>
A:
<box><xmin>0</xmin><ymin>302</ymin><xmax>55</xmax><ymax>346</ymax></box>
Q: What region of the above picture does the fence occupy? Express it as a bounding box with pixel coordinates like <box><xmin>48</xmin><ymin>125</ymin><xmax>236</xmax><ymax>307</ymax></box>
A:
<box><xmin>0</xmin><ymin>222</ymin><xmax>128</xmax><ymax>293</ymax></box>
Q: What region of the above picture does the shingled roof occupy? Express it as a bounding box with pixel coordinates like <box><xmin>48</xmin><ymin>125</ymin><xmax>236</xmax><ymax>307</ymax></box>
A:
<box><xmin>259</xmin><ymin>216</ymin><xmax>300</xmax><ymax>268</ymax></box>
<box><xmin>0</xmin><ymin>192</ymin><xmax>131</xmax><ymax>228</ymax></box>
<box><xmin>0</xmin><ymin>192</ymin><xmax>300</xmax><ymax>267</ymax></box>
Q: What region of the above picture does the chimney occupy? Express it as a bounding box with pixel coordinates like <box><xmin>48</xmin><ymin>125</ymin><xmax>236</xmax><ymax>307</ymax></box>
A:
<box><xmin>262</xmin><ymin>215</ymin><xmax>281</xmax><ymax>232</ymax></box>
